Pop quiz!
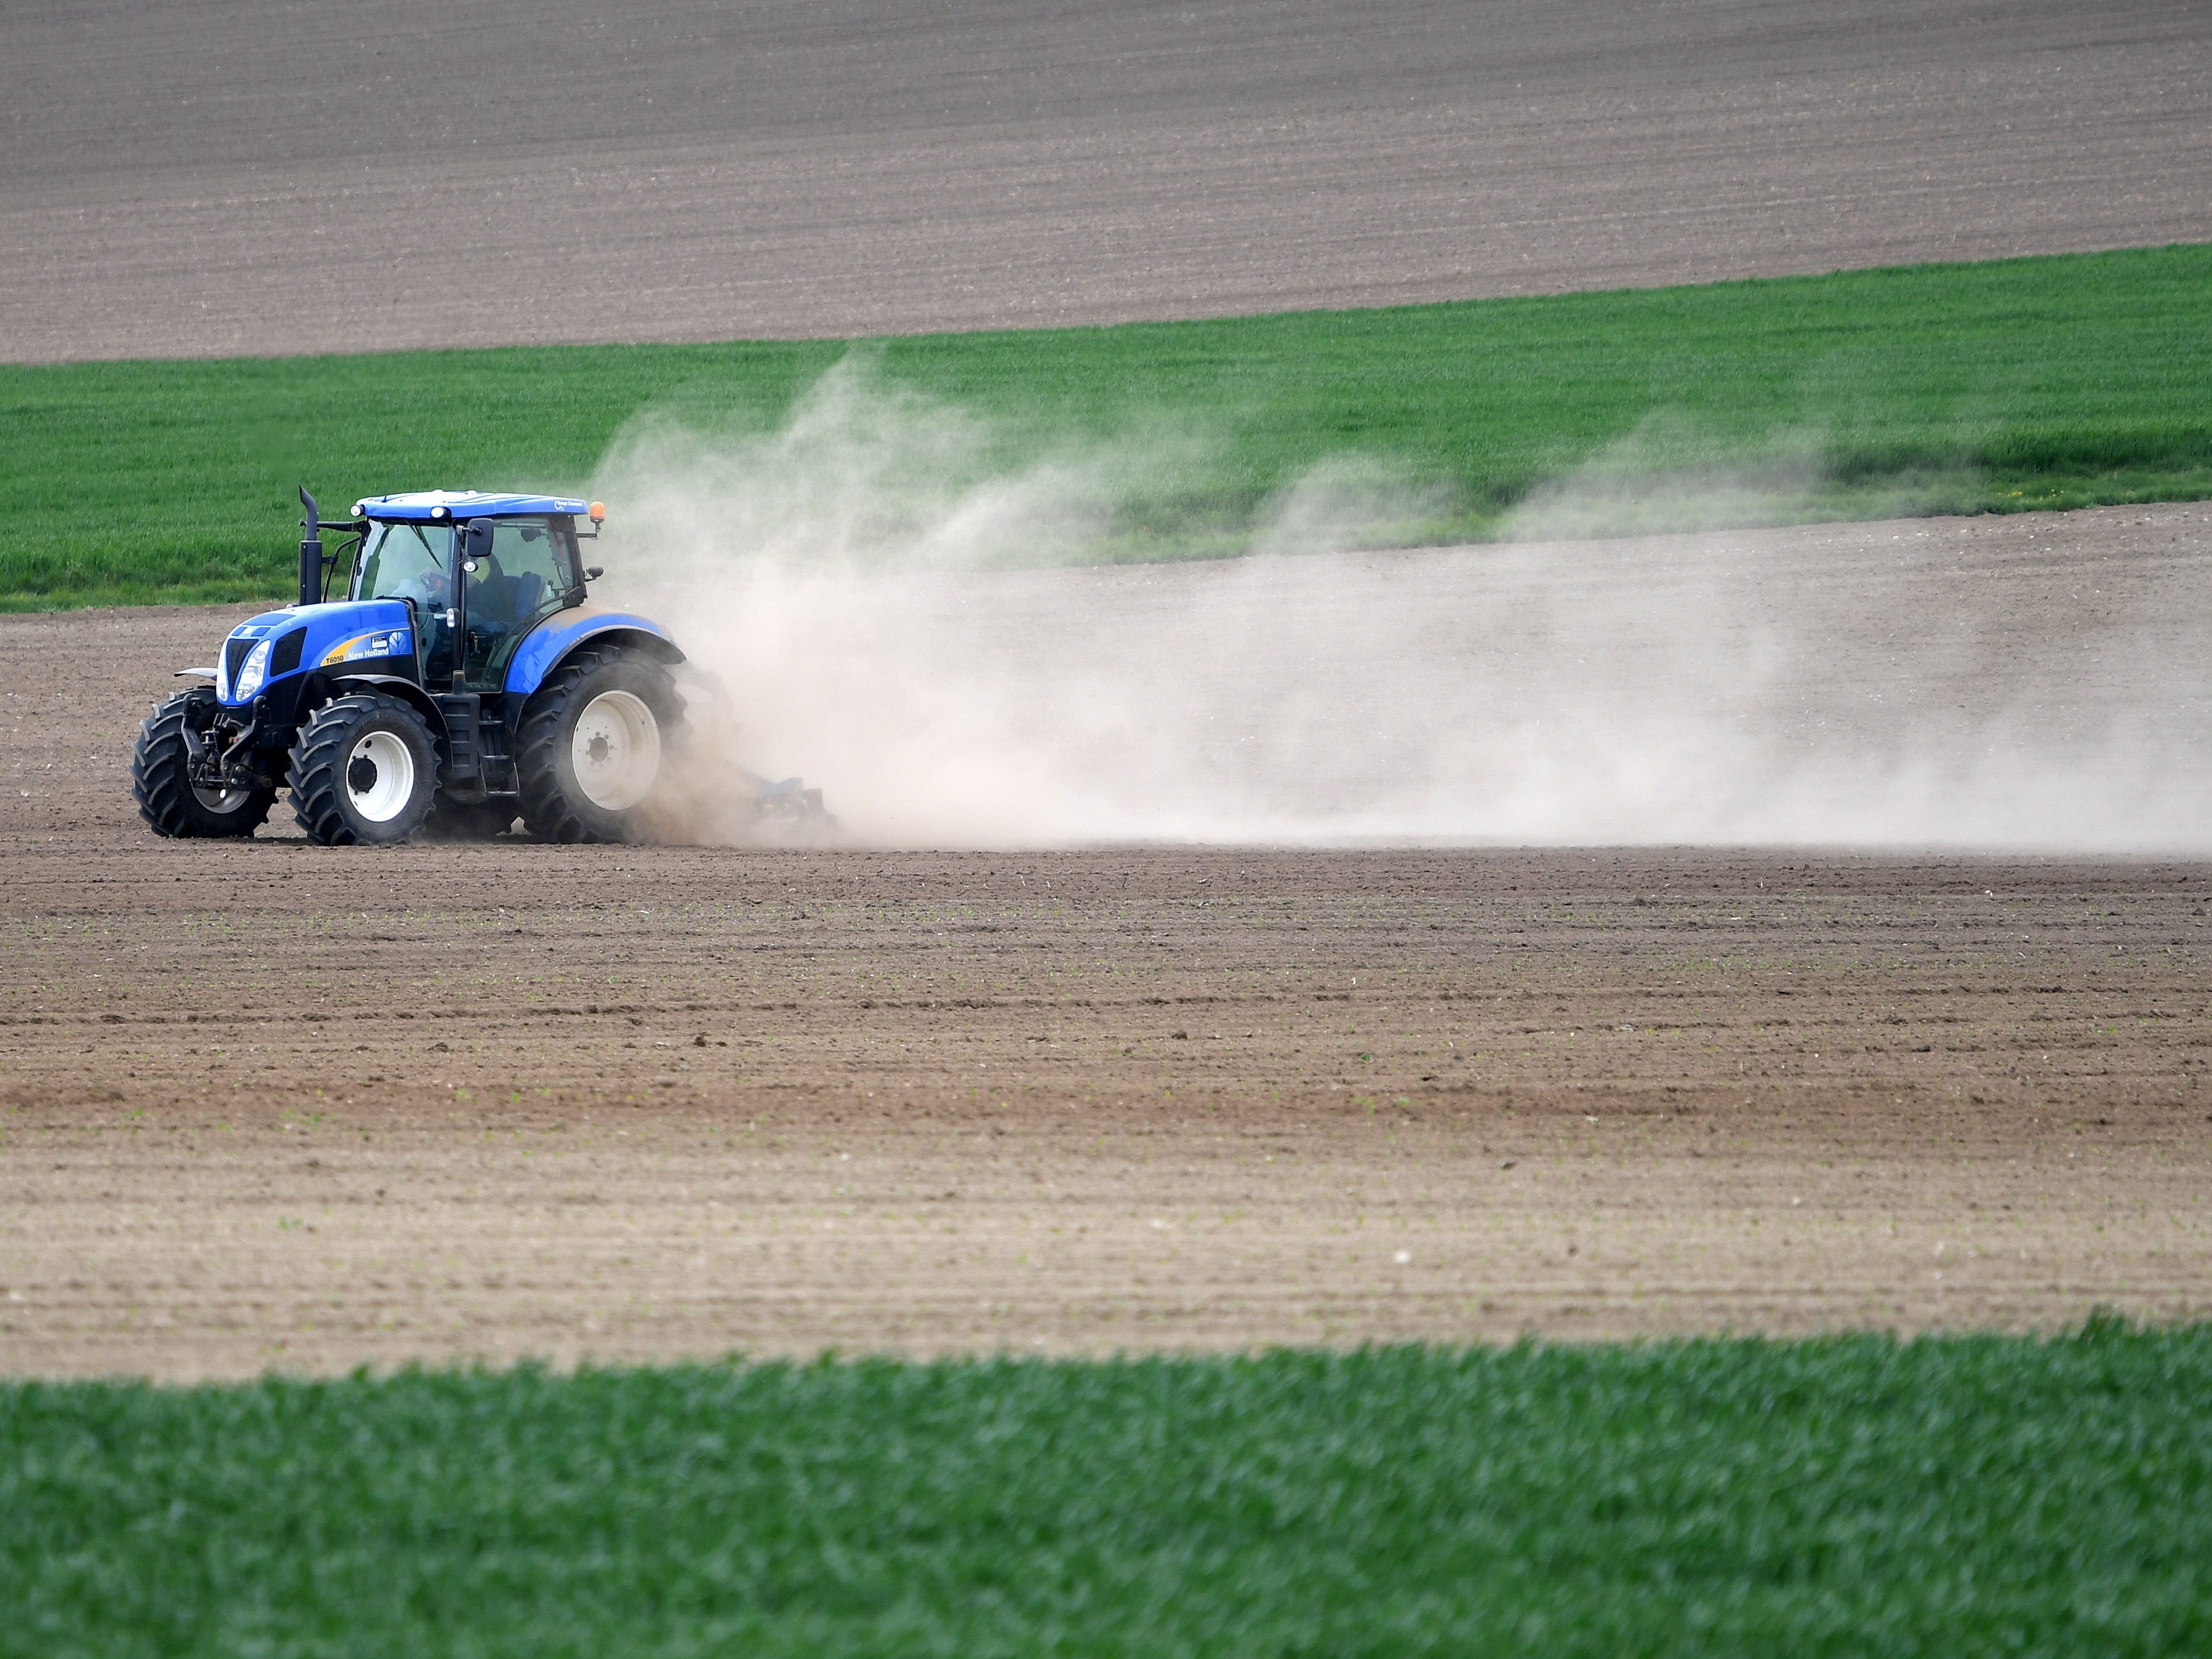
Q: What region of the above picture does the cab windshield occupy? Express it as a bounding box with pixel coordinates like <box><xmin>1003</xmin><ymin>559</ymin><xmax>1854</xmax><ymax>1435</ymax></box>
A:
<box><xmin>355</xmin><ymin>521</ymin><xmax>456</xmax><ymax>678</ymax></box>
<box><xmin>355</xmin><ymin>521</ymin><xmax>454</xmax><ymax>608</ymax></box>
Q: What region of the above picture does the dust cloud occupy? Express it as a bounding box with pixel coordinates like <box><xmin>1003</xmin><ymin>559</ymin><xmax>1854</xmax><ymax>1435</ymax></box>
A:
<box><xmin>590</xmin><ymin>365</ymin><xmax>2212</xmax><ymax>852</ymax></box>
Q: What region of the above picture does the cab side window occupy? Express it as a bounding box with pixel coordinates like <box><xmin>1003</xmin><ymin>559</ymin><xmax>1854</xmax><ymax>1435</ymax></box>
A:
<box><xmin>463</xmin><ymin>518</ymin><xmax>575</xmax><ymax>688</ymax></box>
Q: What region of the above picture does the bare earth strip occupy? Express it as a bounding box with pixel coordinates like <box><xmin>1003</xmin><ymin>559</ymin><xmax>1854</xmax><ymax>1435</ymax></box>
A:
<box><xmin>5</xmin><ymin>0</ymin><xmax>2211</xmax><ymax>362</ymax></box>
<box><xmin>3</xmin><ymin>510</ymin><xmax>2209</xmax><ymax>1381</ymax></box>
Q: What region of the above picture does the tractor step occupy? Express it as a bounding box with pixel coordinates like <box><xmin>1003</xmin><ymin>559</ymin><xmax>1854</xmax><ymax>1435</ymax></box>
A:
<box><xmin>436</xmin><ymin>693</ymin><xmax>482</xmax><ymax>783</ymax></box>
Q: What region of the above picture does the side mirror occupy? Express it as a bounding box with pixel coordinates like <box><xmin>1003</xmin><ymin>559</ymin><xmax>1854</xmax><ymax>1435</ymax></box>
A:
<box><xmin>463</xmin><ymin>519</ymin><xmax>495</xmax><ymax>565</ymax></box>
<box><xmin>584</xmin><ymin>566</ymin><xmax>604</xmax><ymax>583</ymax></box>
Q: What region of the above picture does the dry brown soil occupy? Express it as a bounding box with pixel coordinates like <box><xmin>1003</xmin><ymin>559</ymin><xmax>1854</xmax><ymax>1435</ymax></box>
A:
<box><xmin>7</xmin><ymin>0</ymin><xmax>2211</xmax><ymax>360</ymax></box>
<box><xmin>5</xmin><ymin>531</ymin><xmax>2211</xmax><ymax>1379</ymax></box>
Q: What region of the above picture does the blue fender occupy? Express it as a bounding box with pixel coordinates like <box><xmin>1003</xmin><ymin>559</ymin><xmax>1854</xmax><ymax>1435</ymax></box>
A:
<box><xmin>505</xmin><ymin>609</ymin><xmax>685</xmax><ymax>698</ymax></box>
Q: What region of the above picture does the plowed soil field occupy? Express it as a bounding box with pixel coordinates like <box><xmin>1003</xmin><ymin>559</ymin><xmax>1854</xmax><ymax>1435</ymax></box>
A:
<box><xmin>8</xmin><ymin>0</ymin><xmax>2210</xmax><ymax>359</ymax></box>
<box><xmin>5</xmin><ymin>527</ymin><xmax>2212</xmax><ymax>1381</ymax></box>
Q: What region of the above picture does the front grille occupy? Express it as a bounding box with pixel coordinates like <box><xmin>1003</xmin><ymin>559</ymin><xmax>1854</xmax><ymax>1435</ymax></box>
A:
<box><xmin>223</xmin><ymin>637</ymin><xmax>253</xmax><ymax>688</ymax></box>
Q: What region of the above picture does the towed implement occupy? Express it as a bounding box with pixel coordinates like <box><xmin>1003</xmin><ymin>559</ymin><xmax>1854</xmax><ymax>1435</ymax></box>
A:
<box><xmin>132</xmin><ymin>489</ymin><xmax>819</xmax><ymax>845</ymax></box>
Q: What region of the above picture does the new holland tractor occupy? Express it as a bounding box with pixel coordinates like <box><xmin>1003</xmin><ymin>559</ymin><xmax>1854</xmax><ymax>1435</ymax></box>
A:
<box><xmin>132</xmin><ymin>489</ymin><xmax>729</xmax><ymax>845</ymax></box>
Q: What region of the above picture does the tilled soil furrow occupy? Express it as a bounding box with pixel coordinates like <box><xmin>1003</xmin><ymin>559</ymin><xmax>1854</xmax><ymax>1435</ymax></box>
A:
<box><xmin>6</xmin><ymin>576</ymin><xmax>2212</xmax><ymax>1375</ymax></box>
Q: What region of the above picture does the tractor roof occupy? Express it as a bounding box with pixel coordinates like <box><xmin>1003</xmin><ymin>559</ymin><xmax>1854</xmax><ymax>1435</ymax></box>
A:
<box><xmin>353</xmin><ymin>490</ymin><xmax>591</xmax><ymax>523</ymax></box>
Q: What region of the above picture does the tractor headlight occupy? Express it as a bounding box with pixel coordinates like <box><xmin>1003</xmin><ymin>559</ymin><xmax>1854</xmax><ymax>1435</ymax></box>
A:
<box><xmin>232</xmin><ymin>637</ymin><xmax>273</xmax><ymax>702</ymax></box>
<box><xmin>321</xmin><ymin>629</ymin><xmax>410</xmax><ymax>666</ymax></box>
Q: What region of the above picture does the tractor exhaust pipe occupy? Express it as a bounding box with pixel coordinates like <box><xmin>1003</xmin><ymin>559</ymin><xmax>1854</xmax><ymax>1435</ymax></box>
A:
<box><xmin>298</xmin><ymin>486</ymin><xmax>324</xmax><ymax>608</ymax></box>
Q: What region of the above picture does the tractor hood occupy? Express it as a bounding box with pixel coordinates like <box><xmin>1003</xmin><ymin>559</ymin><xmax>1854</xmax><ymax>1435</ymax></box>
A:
<box><xmin>216</xmin><ymin>600</ymin><xmax>414</xmax><ymax>707</ymax></box>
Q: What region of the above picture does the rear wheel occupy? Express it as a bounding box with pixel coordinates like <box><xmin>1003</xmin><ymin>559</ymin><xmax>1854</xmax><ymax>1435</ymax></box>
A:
<box><xmin>288</xmin><ymin>693</ymin><xmax>441</xmax><ymax>845</ymax></box>
<box><xmin>132</xmin><ymin>689</ymin><xmax>276</xmax><ymax>838</ymax></box>
<box><xmin>517</xmin><ymin>647</ymin><xmax>681</xmax><ymax>843</ymax></box>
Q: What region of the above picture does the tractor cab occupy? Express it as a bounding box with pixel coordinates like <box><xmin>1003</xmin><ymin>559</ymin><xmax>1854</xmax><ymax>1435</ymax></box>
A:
<box><xmin>348</xmin><ymin>492</ymin><xmax>597</xmax><ymax>693</ymax></box>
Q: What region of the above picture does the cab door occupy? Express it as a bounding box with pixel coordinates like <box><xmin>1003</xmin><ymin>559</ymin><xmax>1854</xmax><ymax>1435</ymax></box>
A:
<box><xmin>461</xmin><ymin>517</ymin><xmax>578</xmax><ymax>691</ymax></box>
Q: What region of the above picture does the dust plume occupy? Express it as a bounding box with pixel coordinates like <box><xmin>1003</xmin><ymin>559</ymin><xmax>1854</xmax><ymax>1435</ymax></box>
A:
<box><xmin>590</xmin><ymin>364</ymin><xmax>2212</xmax><ymax>852</ymax></box>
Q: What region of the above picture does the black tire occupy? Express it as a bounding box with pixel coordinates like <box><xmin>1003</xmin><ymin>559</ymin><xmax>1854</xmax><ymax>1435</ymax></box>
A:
<box><xmin>517</xmin><ymin>647</ymin><xmax>682</xmax><ymax>843</ymax></box>
<box><xmin>288</xmin><ymin>692</ymin><xmax>442</xmax><ymax>846</ymax></box>
<box><xmin>130</xmin><ymin>689</ymin><xmax>275</xmax><ymax>838</ymax></box>
<box><xmin>423</xmin><ymin>796</ymin><xmax>519</xmax><ymax>840</ymax></box>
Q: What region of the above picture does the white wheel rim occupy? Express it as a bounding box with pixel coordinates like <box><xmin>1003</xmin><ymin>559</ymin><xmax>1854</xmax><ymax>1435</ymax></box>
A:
<box><xmin>193</xmin><ymin>785</ymin><xmax>246</xmax><ymax>814</ymax></box>
<box><xmin>571</xmin><ymin>689</ymin><xmax>661</xmax><ymax>811</ymax></box>
<box><xmin>347</xmin><ymin>729</ymin><xmax>417</xmax><ymax>823</ymax></box>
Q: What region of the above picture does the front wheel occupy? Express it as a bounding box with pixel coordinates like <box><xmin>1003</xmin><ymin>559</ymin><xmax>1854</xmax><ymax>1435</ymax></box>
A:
<box><xmin>516</xmin><ymin>648</ymin><xmax>682</xmax><ymax>843</ymax></box>
<box><xmin>131</xmin><ymin>689</ymin><xmax>276</xmax><ymax>838</ymax></box>
<box><xmin>288</xmin><ymin>692</ymin><xmax>441</xmax><ymax>845</ymax></box>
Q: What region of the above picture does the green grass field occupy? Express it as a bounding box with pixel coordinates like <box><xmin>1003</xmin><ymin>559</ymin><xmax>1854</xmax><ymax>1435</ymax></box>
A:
<box><xmin>5</xmin><ymin>1328</ymin><xmax>2207</xmax><ymax>1657</ymax></box>
<box><xmin>3</xmin><ymin>243</ymin><xmax>2209</xmax><ymax>610</ymax></box>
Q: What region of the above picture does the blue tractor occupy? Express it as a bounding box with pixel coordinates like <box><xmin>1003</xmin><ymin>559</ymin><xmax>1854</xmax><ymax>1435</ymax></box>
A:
<box><xmin>132</xmin><ymin>489</ymin><xmax>693</xmax><ymax>845</ymax></box>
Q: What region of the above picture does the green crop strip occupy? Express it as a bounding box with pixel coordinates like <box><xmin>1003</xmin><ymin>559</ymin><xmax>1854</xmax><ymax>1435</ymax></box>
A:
<box><xmin>3</xmin><ymin>243</ymin><xmax>2210</xmax><ymax>610</ymax></box>
<box><xmin>5</xmin><ymin>1326</ymin><xmax>2209</xmax><ymax>1656</ymax></box>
